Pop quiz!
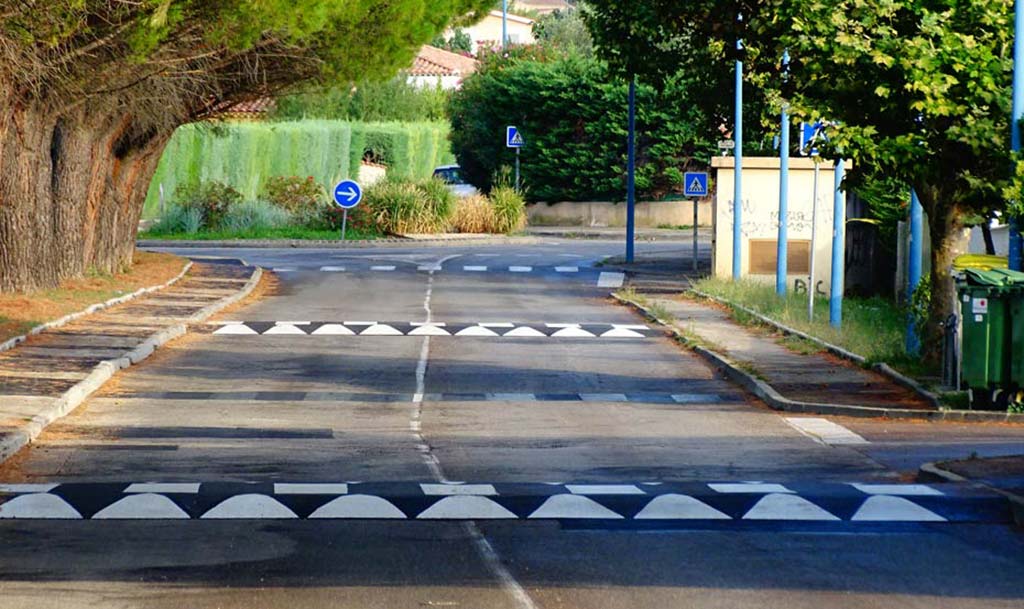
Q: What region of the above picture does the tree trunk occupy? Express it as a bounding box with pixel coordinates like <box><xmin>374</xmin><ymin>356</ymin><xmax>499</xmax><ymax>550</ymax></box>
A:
<box><xmin>0</xmin><ymin>103</ymin><xmax>168</xmax><ymax>293</ymax></box>
<box><xmin>916</xmin><ymin>184</ymin><xmax>971</xmax><ymax>365</ymax></box>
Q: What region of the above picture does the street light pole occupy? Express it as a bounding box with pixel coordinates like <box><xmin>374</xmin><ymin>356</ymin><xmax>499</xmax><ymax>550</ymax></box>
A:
<box><xmin>733</xmin><ymin>21</ymin><xmax>744</xmax><ymax>280</ymax></box>
<box><xmin>502</xmin><ymin>0</ymin><xmax>508</xmax><ymax>50</ymax></box>
<box><xmin>777</xmin><ymin>50</ymin><xmax>790</xmax><ymax>295</ymax></box>
<box><xmin>626</xmin><ymin>75</ymin><xmax>637</xmax><ymax>263</ymax></box>
<box><xmin>1010</xmin><ymin>0</ymin><xmax>1023</xmax><ymax>270</ymax></box>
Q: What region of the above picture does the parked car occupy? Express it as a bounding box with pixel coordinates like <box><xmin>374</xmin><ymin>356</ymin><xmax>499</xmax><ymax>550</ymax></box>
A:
<box><xmin>433</xmin><ymin>164</ymin><xmax>478</xmax><ymax>197</ymax></box>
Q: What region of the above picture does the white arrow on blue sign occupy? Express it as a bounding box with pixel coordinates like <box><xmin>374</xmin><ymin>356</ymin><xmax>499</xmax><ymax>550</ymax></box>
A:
<box><xmin>333</xmin><ymin>179</ymin><xmax>362</xmax><ymax>209</ymax></box>
<box><xmin>683</xmin><ymin>172</ymin><xmax>709</xmax><ymax>198</ymax></box>
<box><xmin>507</xmin><ymin>126</ymin><xmax>524</xmax><ymax>148</ymax></box>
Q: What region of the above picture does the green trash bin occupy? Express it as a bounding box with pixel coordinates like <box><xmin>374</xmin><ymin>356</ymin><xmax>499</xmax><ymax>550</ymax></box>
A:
<box><xmin>957</xmin><ymin>268</ymin><xmax>1024</xmax><ymax>408</ymax></box>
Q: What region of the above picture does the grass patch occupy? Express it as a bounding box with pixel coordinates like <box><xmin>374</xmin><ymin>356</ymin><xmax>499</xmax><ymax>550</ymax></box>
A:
<box><xmin>140</xmin><ymin>226</ymin><xmax>382</xmax><ymax>241</ymax></box>
<box><xmin>0</xmin><ymin>252</ymin><xmax>186</xmax><ymax>343</ymax></box>
<box><xmin>693</xmin><ymin>276</ymin><xmax>935</xmax><ymax>377</ymax></box>
<box><xmin>655</xmin><ymin>223</ymin><xmax>694</xmax><ymax>230</ymax></box>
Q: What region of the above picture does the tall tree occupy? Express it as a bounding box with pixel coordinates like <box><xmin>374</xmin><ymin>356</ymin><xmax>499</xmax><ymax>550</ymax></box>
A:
<box><xmin>586</xmin><ymin>0</ymin><xmax>1015</xmax><ymax>360</ymax></box>
<box><xmin>0</xmin><ymin>0</ymin><xmax>488</xmax><ymax>293</ymax></box>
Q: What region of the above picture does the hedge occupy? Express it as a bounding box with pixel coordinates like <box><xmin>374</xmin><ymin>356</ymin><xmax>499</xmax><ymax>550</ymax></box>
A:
<box><xmin>143</xmin><ymin>120</ymin><xmax>453</xmax><ymax>217</ymax></box>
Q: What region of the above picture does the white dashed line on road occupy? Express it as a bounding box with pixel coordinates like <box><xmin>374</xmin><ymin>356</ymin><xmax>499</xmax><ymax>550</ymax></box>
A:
<box><xmin>371</xmin><ymin>265</ymin><xmax>396</xmax><ymax>271</ymax></box>
<box><xmin>555</xmin><ymin>266</ymin><xmax>579</xmax><ymax>273</ymax></box>
<box><xmin>464</xmin><ymin>265</ymin><xmax>488</xmax><ymax>272</ymax></box>
<box><xmin>320</xmin><ymin>266</ymin><xmax>346</xmax><ymax>272</ymax></box>
<box><xmin>272</xmin><ymin>267</ymin><xmax>297</xmax><ymax>272</ymax></box>
<box><xmin>785</xmin><ymin>417</ymin><xmax>869</xmax><ymax>446</ymax></box>
<box><xmin>509</xmin><ymin>266</ymin><xmax>532</xmax><ymax>272</ymax></box>
<box><xmin>597</xmin><ymin>272</ymin><xmax>625</xmax><ymax>287</ymax></box>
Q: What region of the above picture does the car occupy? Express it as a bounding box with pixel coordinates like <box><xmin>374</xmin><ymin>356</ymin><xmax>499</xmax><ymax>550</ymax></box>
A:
<box><xmin>432</xmin><ymin>164</ymin><xmax>478</xmax><ymax>197</ymax></box>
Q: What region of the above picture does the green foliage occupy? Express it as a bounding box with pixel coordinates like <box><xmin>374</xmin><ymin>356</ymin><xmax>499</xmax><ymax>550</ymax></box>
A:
<box><xmin>144</xmin><ymin>120</ymin><xmax>453</xmax><ymax>217</ymax></box>
<box><xmin>533</xmin><ymin>8</ymin><xmax>594</xmax><ymax>58</ymax></box>
<box><xmin>221</xmin><ymin>200</ymin><xmax>294</xmax><ymax>233</ymax></box>
<box><xmin>362</xmin><ymin>177</ymin><xmax>456</xmax><ymax>234</ymax></box>
<box><xmin>148</xmin><ymin>205</ymin><xmax>203</xmax><ymax>235</ymax></box>
<box><xmin>489</xmin><ymin>186</ymin><xmax>527</xmax><ymax>234</ymax></box>
<box><xmin>449</xmin><ymin>55</ymin><xmax>714</xmax><ymax>200</ymax></box>
<box><xmin>273</xmin><ymin>78</ymin><xmax>450</xmax><ymax>122</ymax></box>
<box><xmin>173</xmin><ymin>181</ymin><xmax>243</xmax><ymax>229</ymax></box>
<box><xmin>261</xmin><ymin>176</ymin><xmax>327</xmax><ymax>213</ymax></box>
<box><xmin>909</xmin><ymin>273</ymin><xmax>933</xmax><ymax>342</ymax></box>
<box><xmin>432</xmin><ymin>28</ymin><xmax>473</xmax><ymax>54</ymax></box>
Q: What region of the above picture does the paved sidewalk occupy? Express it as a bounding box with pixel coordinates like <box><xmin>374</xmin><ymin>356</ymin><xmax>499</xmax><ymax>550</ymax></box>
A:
<box><xmin>646</xmin><ymin>294</ymin><xmax>933</xmax><ymax>410</ymax></box>
<box><xmin>0</xmin><ymin>260</ymin><xmax>258</xmax><ymax>461</ymax></box>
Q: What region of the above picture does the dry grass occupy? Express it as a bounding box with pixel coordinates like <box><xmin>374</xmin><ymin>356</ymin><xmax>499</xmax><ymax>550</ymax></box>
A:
<box><xmin>0</xmin><ymin>252</ymin><xmax>187</xmax><ymax>343</ymax></box>
<box><xmin>450</xmin><ymin>195</ymin><xmax>496</xmax><ymax>233</ymax></box>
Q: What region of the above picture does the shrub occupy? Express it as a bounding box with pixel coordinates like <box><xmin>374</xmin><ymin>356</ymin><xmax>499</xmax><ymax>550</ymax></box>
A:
<box><xmin>450</xmin><ymin>195</ymin><xmax>495</xmax><ymax>233</ymax></box>
<box><xmin>149</xmin><ymin>204</ymin><xmax>203</xmax><ymax>235</ymax></box>
<box><xmin>262</xmin><ymin>176</ymin><xmax>327</xmax><ymax>213</ymax></box>
<box><xmin>221</xmin><ymin>200</ymin><xmax>294</xmax><ymax>233</ymax></box>
<box><xmin>490</xmin><ymin>186</ymin><xmax>527</xmax><ymax>234</ymax></box>
<box><xmin>173</xmin><ymin>180</ymin><xmax>242</xmax><ymax>229</ymax></box>
<box><xmin>362</xmin><ymin>177</ymin><xmax>454</xmax><ymax>234</ymax></box>
<box><xmin>316</xmin><ymin>204</ymin><xmax>375</xmax><ymax>233</ymax></box>
<box><xmin>417</xmin><ymin>176</ymin><xmax>456</xmax><ymax>225</ymax></box>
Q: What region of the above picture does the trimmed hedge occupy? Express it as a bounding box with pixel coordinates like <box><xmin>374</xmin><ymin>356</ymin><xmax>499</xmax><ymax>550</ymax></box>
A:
<box><xmin>144</xmin><ymin>120</ymin><xmax>453</xmax><ymax>217</ymax></box>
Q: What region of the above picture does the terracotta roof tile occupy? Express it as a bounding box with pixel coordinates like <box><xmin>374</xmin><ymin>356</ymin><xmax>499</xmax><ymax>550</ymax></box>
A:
<box><xmin>408</xmin><ymin>45</ymin><xmax>478</xmax><ymax>77</ymax></box>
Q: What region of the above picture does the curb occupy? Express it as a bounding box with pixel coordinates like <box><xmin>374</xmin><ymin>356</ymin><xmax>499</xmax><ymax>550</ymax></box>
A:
<box><xmin>688</xmin><ymin>289</ymin><xmax>943</xmax><ymax>408</ymax></box>
<box><xmin>0</xmin><ymin>260</ymin><xmax>194</xmax><ymax>354</ymax></box>
<box><xmin>919</xmin><ymin>462</ymin><xmax>1024</xmax><ymax>527</ymax></box>
<box><xmin>137</xmin><ymin>236</ymin><xmax>543</xmax><ymax>249</ymax></box>
<box><xmin>613</xmin><ymin>294</ymin><xmax>1024</xmax><ymax>423</ymax></box>
<box><xmin>0</xmin><ymin>263</ymin><xmax>262</xmax><ymax>464</ymax></box>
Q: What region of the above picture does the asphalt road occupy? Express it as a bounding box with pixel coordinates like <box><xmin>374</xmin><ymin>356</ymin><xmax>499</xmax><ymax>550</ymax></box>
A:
<box><xmin>0</xmin><ymin>239</ymin><xmax>1022</xmax><ymax>609</ymax></box>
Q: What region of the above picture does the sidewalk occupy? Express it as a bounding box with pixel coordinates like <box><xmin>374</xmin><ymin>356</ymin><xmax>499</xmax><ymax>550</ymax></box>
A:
<box><xmin>0</xmin><ymin>259</ymin><xmax>260</xmax><ymax>462</ymax></box>
<box><xmin>626</xmin><ymin>293</ymin><xmax>935</xmax><ymax>412</ymax></box>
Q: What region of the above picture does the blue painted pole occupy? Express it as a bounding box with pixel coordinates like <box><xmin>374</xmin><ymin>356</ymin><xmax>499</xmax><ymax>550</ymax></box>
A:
<box><xmin>502</xmin><ymin>0</ymin><xmax>508</xmax><ymax>49</ymax></box>
<box><xmin>1010</xmin><ymin>0</ymin><xmax>1024</xmax><ymax>270</ymax></box>
<box><xmin>829</xmin><ymin>159</ymin><xmax>846</xmax><ymax>328</ymax></box>
<box><xmin>626</xmin><ymin>76</ymin><xmax>636</xmax><ymax>263</ymax></box>
<box><xmin>906</xmin><ymin>189</ymin><xmax>924</xmax><ymax>355</ymax></box>
<box><xmin>777</xmin><ymin>55</ymin><xmax>790</xmax><ymax>295</ymax></box>
<box><xmin>732</xmin><ymin>37</ymin><xmax>744</xmax><ymax>280</ymax></box>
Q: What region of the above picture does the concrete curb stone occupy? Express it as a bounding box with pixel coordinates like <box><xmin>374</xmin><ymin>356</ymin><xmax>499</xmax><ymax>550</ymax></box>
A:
<box><xmin>0</xmin><ymin>263</ymin><xmax>263</xmax><ymax>464</ymax></box>
<box><xmin>613</xmin><ymin>293</ymin><xmax>1024</xmax><ymax>423</ymax></box>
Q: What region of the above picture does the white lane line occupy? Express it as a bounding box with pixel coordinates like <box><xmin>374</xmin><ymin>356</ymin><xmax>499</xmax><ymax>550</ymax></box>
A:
<box><xmin>597</xmin><ymin>272</ymin><xmax>625</xmax><ymax>288</ymax></box>
<box><xmin>0</xmin><ymin>484</ymin><xmax>59</xmax><ymax>493</ymax></box>
<box><xmin>462</xmin><ymin>522</ymin><xmax>540</xmax><ymax>609</ymax></box>
<box><xmin>784</xmin><ymin>417</ymin><xmax>869</xmax><ymax>446</ymax></box>
<box><xmin>578</xmin><ymin>393</ymin><xmax>629</xmax><ymax>402</ymax></box>
<box><xmin>371</xmin><ymin>265</ymin><xmax>396</xmax><ymax>271</ymax></box>
<box><xmin>418</xmin><ymin>265</ymin><xmax>442</xmax><ymax>271</ymax></box>
<box><xmin>320</xmin><ymin>266</ymin><xmax>346</xmax><ymax>272</ymax></box>
<box><xmin>710</xmin><ymin>483</ymin><xmax>794</xmax><ymax>494</ymax></box>
<box><xmin>509</xmin><ymin>266</ymin><xmax>533</xmax><ymax>272</ymax></box>
<box><xmin>566</xmin><ymin>484</ymin><xmax>644</xmax><ymax>495</ymax></box>
<box><xmin>850</xmin><ymin>483</ymin><xmax>943</xmax><ymax>496</ymax></box>
<box><xmin>274</xmin><ymin>483</ymin><xmax>350</xmax><ymax>495</ymax></box>
<box><xmin>555</xmin><ymin>266</ymin><xmax>579</xmax><ymax>273</ymax></box>
<box><xmin>272</xmin><ymin>267</ymin><xmax>297</xmax><ymax>273</ymax></box>
<box><xmin>464</xmin><ymin>265</ymin><xmax>488</xmax><ymax>272</ymax></box>
<box><xmin>474</xmin><ymin>254</ymin><xmax>500</xmax><ymax>258</ymax></box>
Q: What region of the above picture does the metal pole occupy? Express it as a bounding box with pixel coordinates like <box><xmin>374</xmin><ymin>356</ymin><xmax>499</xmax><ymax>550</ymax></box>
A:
<box><xmin>502</xmin><ymin>0</ymin><xmax>508</xmax><ymax>50</ymax></box>
<box><xmin>777</xmin><ymin>51</ymin><xmax>790</xmax><ymax>295</ymax></box>
<box><xmin>626</xmin><ymin>75</ymin><xmax>637</xmax><ymax>263</ymax></box>
<box><xmin>732</xmin><ymin>34</ymin><xmax>744</xmax><ymax>280</ymax></box>
<box><xmin>1011</xmin><ymin>0</ymin><xmax>1024</xmax><ymax>270</ymax></box>
<box><xmin>829</xmin><ymin>159</ymin><xmax>846</xmax><ymax>328</ymax></box>
<box><xmin>906</xmin><ymin>189</ymin><xmax>924</xmax><ymax>355</ymax></box>
<box><xmin>692</xmin><ymin>198</ymin><xmax>699</xmax><ymax>272</ymax></box>
<box><xmin>808</xmin><ymin>160</ymin><xmax>820</xmax><ymax>320</ymax></box>
<box><xmin>341</xmin><ymin>209</ymin><xmax>348</xmax><ymax>241</ymax></box>
<box><xmin>515</xmin><ymin>147</ymin><xmax>521</xmax><ymax>192</ymax></box>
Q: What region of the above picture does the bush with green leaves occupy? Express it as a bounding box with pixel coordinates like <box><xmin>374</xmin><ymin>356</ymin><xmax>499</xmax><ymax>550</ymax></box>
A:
<box><xmin>221</xmin><ymin>200</ymin><xmax>294</xmax><ymax>233</ymax></box>
<box><xmin>149</xmin><ymin>205</ymin><xmax>204</xmax><ymax>235</ymax></box>
<box><xmin>261</xmin><ymin>176</ymin><xmax>327</xmax><ymax>213</ymax></box>
<box><xmin>172</xmin><ymin>181</ymin><xmax>243</xmax><ymax>229</ymax></box>
<box><xmin>489</xmin><ymin>186</ymin><xmax>527</xmax><ymax>234</ymax></box>
<box><xmin>274</xmin><ymin>78</ymin><xmax>450</xmax><ymax>122</ymax></box>
<box><xmin>362</xmin><ymin>177</ymin><xmax>455</xmax><ymax>234</ymax></box>
<box><xmin>449</xmin><ymin>53</ymin><xmax>714</xmax><ymax>201</ymax></box>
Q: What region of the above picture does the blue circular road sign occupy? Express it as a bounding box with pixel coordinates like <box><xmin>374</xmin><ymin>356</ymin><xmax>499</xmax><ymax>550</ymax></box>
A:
<box><xmin>333</xmin><ymin>180</ymin><xmax>363</xmax><ymax>209</ymax></box>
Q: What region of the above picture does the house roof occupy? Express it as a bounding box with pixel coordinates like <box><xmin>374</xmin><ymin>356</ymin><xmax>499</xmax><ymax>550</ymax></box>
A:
<box><xmin>409</xmin><ymin>45</ymin><xmax>479</xmax><ymax>77</ymax></box>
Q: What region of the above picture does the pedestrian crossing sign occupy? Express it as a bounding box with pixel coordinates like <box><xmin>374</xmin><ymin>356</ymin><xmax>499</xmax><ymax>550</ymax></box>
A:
<box><xmin>684</xmin><ymin>172</ymin><xmax>709</xmax><ymax>198</ymax></box>
<box><xmin>506</xmin><ymin>126</ymin><xmax>524</xmax><ymax>148</ymax></box>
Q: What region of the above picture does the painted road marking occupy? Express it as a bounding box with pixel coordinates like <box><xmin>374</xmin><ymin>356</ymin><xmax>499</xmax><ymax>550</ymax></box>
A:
<box><xmin>104</xmin><ymin>391</ymin><xmax>732</xmax><ymax>405</ymax></box>
<box><xmin>785</xmin><ymin>417</ymin><xmax>869</xmax><ymax>445</ymax></box>
<box><xmin>125</xmin><ymin>483</ymin><xmax>200</xmax><ymax>494</ymax></box>
<box><xmin>555</xmin><ymin>266</ymin><xmax>579</xmax><ymax>273</ymax></box>
<box><xmin>0</xmin><ymin>482</ymin><xmax>995</xmax><ymax>523</ymax></box>
<box><xmin>272</xmin><ymin>267</ymin><xmax>297</xmax><ymax>272</ymax></box>
<box><xmin>464</xmin><ymin>265</ymin><xmax>488</xmax><ymax>272</ymax></box>
<box><xmin>597</xmin><ymin>272</ymin><xmax>625</xmax><ymax>288</ymax></box>
<box><xmin>320</xmin><ymin>266</ymin><xmax>346</xmax><ymax>272</ymax></box>
<box><xmin>851</xmin><ymin>484</ymin><xmax>944</xmax><ymax>496</ymax></box>
<box><xmin>509</xmin><ymin>266</ymin><xmax>532</xmax><ymax>272</ymax></box>
<box><xmin>208</xmin><ymin>322</ymin><xmax>657</xmax><ymax>338</ymax></box>
<box><xmin>370</xmin><ymin>265</ymin><xmax>396</xmax><ymax>271</ymax></box>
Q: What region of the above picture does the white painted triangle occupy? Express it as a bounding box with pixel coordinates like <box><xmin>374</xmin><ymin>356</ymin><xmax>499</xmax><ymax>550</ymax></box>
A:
<box><xmin>309</xmin><ymin>495</ymin><xmax>406</xmax><ymax>519</ymax></box>
<box><xmin>851</xmin><ymin>496</ymin><xmax>946</xmax><ymax>522</ymax></box>
<box><xmin>455</xmin><ymin>326</ymin><xmax>499</xmax><ymax>337</ymax></box>
<box><xmin>601</xmin><ymin>328</ymin><xmax>645</xmax><ymax>338</ymax></box>
<box><xmin>92</xmin><ymin>493</ymin><xmax>189</xmax><ymax>519</ymax></box>
<box><xmin>409</xmin><ymin>325</ymin><xmax>451</xmax><ymax>336</ymax></box>
<box><xmin>0</xmin><ymin>494</ymin><xmax>82</xmax><ymax>519</ymax></box>
<box><xmin>201</xmin><ymin>494</ymin><xmax>298</xmax><ymax>519</ymax></box>
<box><xmin>551</xmin><ymin>327</ymin><xmax>596</xmax><ymax>338</ymax></box>
<box><xmin>311</xmin><ymin>324</ymin><xmax>356</xmax><ymax>335</ymax></box>
<box><xmin>214</xmin><ymin>324</ymin><xmax>258</xmax><ymax>335</ymax></box>
<box><xmin>417</xmin><ymin>496</ymin><xmax>517</xmax><ymax>519</ymax></box>
<box><xmin>264</xmin><ymin>324</ymin><xmax>307</xmax><ymax>335</ymax></box>
<box><xmin>743</xmin><ymin>493</ymin><xmax>840</xmax><ymax>521</ymax></box>
<box><xmin>635</xmin><ymin>494</ymin><xmax>731</xmax><ymax>520</ymax></box>
<box><xmin>360</xmin><ymin>324</ymin><xmax>404</xmax><ymax>336</ymax></box>
<box><xmin>503</xmin><ymin>326</ymin><xmax>547</xmax><ymax>337</ymax></box>
<box><xmin>528</xmin><ymin>495</ymin><xmax>623</xmax><ymax>519</ymax></box>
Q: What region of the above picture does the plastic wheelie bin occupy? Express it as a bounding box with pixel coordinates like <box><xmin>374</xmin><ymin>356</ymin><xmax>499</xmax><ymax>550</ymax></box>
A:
<box><xmin>957</xmin><ymin>268</ymin><xmax>1024</xmax><ymax>408</ymax></box>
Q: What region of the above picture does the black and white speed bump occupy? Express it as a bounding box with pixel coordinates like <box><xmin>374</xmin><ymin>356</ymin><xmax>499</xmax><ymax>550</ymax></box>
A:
<box><xmin>200</xmin><ymin>322</ymin><xmax>659</xmax><ymax>338</ymax></box>
<box><xmin>0</xmin><ymin>482</ymin><xmax>1011</xmax><ymax>523</ymax></box>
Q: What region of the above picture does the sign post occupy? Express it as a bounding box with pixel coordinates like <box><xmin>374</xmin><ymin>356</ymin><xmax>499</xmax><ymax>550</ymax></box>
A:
<box><xmin>801</xmin><ymin>121</ymin><xmax>826</xmax><ymax>320</ymax></box>
<box><xmin>684</xmin><ymin>172</ymin><xmax>709</xmax><ymax>272</ymax></box>
<box><xmin>506</xmin><ymin>126</ymin><xmax>524</xmax><ymax>191</ymax></box>
<box><xmin>332</xmin><ymin>179</ymin><xmax>363</xmax><ymax>241</ymax></box>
